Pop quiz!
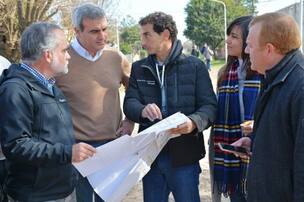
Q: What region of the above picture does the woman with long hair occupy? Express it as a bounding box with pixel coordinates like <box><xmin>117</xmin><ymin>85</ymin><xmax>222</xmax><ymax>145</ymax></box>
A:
<box><xmin>210</xmin><ymin>16</ymin><xmax>262</xmax><ymax>202</ymax></box>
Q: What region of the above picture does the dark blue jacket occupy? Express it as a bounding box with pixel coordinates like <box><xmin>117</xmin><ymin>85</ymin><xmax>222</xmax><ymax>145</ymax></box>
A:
<box><xmin>0</xmin><ymin>64</ymin><xmax>77</xmax><ymax>201</ymax></box>
<box><xmin>123</xmin><ymin>40</ymin><xmax>217</xmax><ymax>167</ymax></box>
<box><xmin>247</xmin><ymin>50</ymin><xmax>304</xmax><ymax>202</ymax></box>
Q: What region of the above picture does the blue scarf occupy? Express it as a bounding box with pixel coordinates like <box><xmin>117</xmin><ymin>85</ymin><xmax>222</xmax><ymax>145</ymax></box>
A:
<box><xmin>213</xmin><ymin>59</ymin><xmax>261</xmax><ymax>196</ymax></box>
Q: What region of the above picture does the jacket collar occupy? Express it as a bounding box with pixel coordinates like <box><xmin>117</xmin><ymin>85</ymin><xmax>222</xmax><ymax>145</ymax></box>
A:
<box><xmin>140</xmin><ymin>40</ymin><xmax>183</xmax><ymax>80</ymax></box>
<box><xmin>1</xmin><ymin>64</ymin><xmax>54</xmax><ymax>97</ymax></box>
<box><xmin>144</xmin><ymin>40</ymin><xmax>183</xmax><ymax>67</ymax></box>
<box><xmin>253</xmin><ymin>49</ymin><xmax>303</xmax><ymax>131</ymax></box>
<box><xmin>263</xmin><ymin>49</ymin><xmax>302</xmax><ymax>91</ymax></box>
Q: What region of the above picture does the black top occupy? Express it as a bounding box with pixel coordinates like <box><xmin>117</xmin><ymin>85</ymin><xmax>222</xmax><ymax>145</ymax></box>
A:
<box><xmin>0</xmin><ymin>64</ymin><xmax>77</xmax><ymax>201</ymax></box>
<box><xmin>124</xmin><ymin>40</ymin><xmax>217</xmax><ymax>167</ymax></box>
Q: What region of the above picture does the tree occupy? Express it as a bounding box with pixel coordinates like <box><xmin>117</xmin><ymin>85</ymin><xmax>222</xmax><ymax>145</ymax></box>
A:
<box><xmin>119</xmin><ymin>15</ymin><xmax>141</xmax><ymax>56</ymax></box>
<box><xmin>184</xmin><ymin>0</ymin><xmax>256</xmax><ymax>52</ymax></box>
<box><xmin>57</xmin><ymin>0</ymin><xmax>122</xmax><ymax>52</ymax></box>
<box><xmin>58</xmin><ymin>0</ymin><xmax>121</xmax><ymax>41</ymax></box>
<box><xmin>0</xmin><ymin>0</ymin><xmax>61</xmax><ymax>61</ymax></box>
<box><xmin>243</xmin><ymin>0</ymin><xmax>258</xmax><ymax>15</ymax></box>
<box><xmin>0</xmin><ymin>0</ymin><xmax>120</xmax><ymax>62</ymax></box>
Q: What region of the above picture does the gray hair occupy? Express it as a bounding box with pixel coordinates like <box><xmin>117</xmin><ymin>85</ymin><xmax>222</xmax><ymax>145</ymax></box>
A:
<box><xmin>21</xmin><ymin>22</ymin><xmax>62</xmax><ymax>62</ymax></box>
<box><xmin>72</xmin><ymin>3</ymin><xmax>106</xmax><ymax>31</ymax></box>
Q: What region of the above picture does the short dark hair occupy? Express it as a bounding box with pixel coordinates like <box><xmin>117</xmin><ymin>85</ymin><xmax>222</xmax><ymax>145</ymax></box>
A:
<box><xmin>139</xmin><ymin>12</ymin><xmax>178</xmax><ymax>42</ymax></box>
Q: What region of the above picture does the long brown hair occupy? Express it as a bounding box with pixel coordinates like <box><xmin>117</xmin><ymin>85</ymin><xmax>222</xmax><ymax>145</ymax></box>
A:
<box><xmin>218</xmin><ymin>16</ymin><xmax>257</xmax><ymax>88</ymax></box>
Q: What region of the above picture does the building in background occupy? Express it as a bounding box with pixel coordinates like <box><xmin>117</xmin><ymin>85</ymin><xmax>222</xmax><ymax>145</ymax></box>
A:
<box><xmin>278</xmin><ymin>1</ymin><xmax>304</xmax><ymax>51</ymax></box>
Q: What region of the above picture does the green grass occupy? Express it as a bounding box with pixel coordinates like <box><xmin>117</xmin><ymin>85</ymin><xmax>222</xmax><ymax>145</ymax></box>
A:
<box><xmin>212</xmin><ymin>59</ymin><xmax>225</xmax><ymax>69</ymax></box>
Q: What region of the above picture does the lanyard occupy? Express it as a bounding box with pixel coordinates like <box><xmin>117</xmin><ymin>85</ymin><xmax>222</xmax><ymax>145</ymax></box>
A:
<box><xmin>155</xmin><ymin>64</ymin><xmax>165</xmax><ymax>88</ymax></box>
<box><xmin>155</xmin><ymin>63</ymin><xmax>167</xmax><ymax>117</ymax></box>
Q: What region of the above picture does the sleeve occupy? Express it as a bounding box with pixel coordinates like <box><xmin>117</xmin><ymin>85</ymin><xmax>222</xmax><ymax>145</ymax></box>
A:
<box><xmin>0</xmin><ymin>82</ymin><xmax>72</xmax><ymax>165</ymax></box>
<box><xmin>123</xmin><ymin>63</ymin><xmax>147</xmax><ymax>124</ymax></box>
<box><xmin>188</xmin><ymin>60</ymin><xmax>217</xmax><ymax>132</ymax></box>
<box><xmin>292</xmin><ymin>85</ymin><xmax>304</xmax><ymax>201</ymax></box>
<box><xmin>120</xmin><ymin>53</ymin><xmax>131</xmax><ymax>89</ymax></box>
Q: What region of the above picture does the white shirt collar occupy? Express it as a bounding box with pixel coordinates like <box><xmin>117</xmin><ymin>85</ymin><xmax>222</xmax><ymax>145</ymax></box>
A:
<box><xmin>238</xmin><ymin>58</ymin><xmax>243</xmax><ymax>68</ymax></box>
<box><xmin>71</xmin><ymin>38</ymin><xmax>103</xmax><ymax>62</ymax></box>
<box><xmin>0</xmin><ymin>55</ymin><xmax>10</xmax><ymax>74</ymax></box>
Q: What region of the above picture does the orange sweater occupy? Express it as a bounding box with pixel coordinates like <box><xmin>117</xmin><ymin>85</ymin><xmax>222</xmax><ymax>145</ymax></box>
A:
<box><xmin>56</xmin><ymin>47</ymin><xmax>130</xmax><ymax>141</ymax></box>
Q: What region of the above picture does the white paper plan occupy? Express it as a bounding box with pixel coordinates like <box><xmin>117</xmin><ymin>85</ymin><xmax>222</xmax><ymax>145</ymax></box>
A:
<box><xmin>73</xmin><ymin>112</ymin><xmax>189</xmax><ymax>202</ymax></box>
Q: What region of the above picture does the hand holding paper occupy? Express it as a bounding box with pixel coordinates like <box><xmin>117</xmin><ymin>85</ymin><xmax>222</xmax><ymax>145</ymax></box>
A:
<box><xmin>73</xmin><ymin>112</ymin><xmax>188</xmax><ymax>202</ymax></box>
<box><xmin>72</xmin><ymin>142</ymin><xmax>96</xmax><ymax>163</ymax></box>
<box><xmin>169</xmin><ymin>117</ymin><xmax>196</xmax><ymax>135</ymax></box>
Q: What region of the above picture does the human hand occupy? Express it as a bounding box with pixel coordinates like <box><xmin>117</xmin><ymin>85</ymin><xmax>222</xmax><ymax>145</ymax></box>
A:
<box><xmin>72</xmin><ymin>142</ymin><xmax>96</xmax><ymax>163</ymax></box>
<box><xmin>231</xmin><ymin>137</ymin><xmax>252</xmax><ymax>159</ymax></box>
<box><xmin>141</xmin><ymin>103</ymin><xmax>162</xmax><ymax>121</ymax></box>
<box><xmin>241</xmin><ymin>120</ymin><xmax>254</xmax><ymax>136</ymax></box>
<box><xmin>116</xmin><ymin>119</ymin><xmax>135</xmax><ymax>136</ymax></box>
<box><xmin>169</xmin><ymin>117</ymin><xmax>197</xmax><ymax>135</ymax></box>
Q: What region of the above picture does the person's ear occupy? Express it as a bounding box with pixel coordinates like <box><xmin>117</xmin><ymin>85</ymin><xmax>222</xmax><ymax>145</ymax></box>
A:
<box><xmin>265</xmin><ymin>43</ymin><xmax>275</xmax><ymax>55</ymax></box>
<box><xmin>43</xmin><ymin>50</ymin><xmax>53</xmax><ymax>64</ymax></box>
<box><xmin>74</xmin><ymin>27</ymin><xmax>81</xmax><ymax>36</ymax></box>
<box><xmin>163</xmin><ymin>29</ymin><xmax>170</xmax><ymax>40</ymax></box>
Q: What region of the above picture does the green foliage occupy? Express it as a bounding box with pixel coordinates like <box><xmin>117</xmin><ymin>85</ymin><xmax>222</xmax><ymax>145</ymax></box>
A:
<box><xmin>120</xmin><ymin>42</ymin><xmax>133</xmax><ymax>54</ymax></box>
<box><xmin>212</xmin><ymin>59</ymin><xmax>226</xmax><ymax>69</ymax></box>
<box><xmin>119</xmin><ymin>16</ymin><xmax>141</xmax><ymax>55</ymax></box>
<box><xmin>120</xmin><ymin>15</ymin><xmax>137</xmax><ymax>28</ymax></box>
<box><xmin>184</xmin><ymin>0</ymin><xmax>256</xmax><ymax>51</ymax></box>
<box><xmin>242</xmin><ymin>0</ymin><xmax>258</xmax><ymax>15</ymax></box>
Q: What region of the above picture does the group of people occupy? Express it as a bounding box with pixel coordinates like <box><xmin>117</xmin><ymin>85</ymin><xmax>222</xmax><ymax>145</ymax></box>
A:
<box><xmin>211</xmin><ymin>12</ymin><xmax>304</xmax><ymax>202</ymax></box>
<box><xmin>0</xmin><ymin>2</ymin><xmax>303</xmax><ymax>202</ymax></box>
<box><xmin>191</xmin><ymin>43</ymin><xmax>214</xmax><ymax>70</ymax></box>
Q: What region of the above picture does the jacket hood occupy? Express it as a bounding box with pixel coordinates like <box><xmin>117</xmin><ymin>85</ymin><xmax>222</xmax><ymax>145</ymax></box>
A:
<box><xmin>0</xmin><ymin>64</ymin><xmax>52</xmax><ymax>96</ymax></box>
<box><xmin>148</xmin><ymin>40</ymin><xmax>183</xmax><ymax>66</ymax></box>
<box><xmin>0</xmin><ymin>64</ymin><xmax>29</xmax><ymax>85</ymax></box>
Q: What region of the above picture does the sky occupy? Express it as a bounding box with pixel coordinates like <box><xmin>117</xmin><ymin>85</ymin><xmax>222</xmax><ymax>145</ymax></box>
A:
<box><xmin>117</xmin><ymin>0</ymin><xmax>189</xmax><ymax>41</ymax></box>
<box><xmin>117</xmin><ymin>0</ymin><xmax>301</xmax><ymax>42</ymax></box>
<box><xmin>256</xmin><ymin>0</ymin><xmax>300</xmax><ymax>14</ymax></box>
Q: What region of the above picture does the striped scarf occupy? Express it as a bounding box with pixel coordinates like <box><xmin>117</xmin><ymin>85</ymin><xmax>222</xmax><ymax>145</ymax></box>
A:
<box><xmin>213</xmin><ymin>59</ymin><xmax>261</xmax><ymax>196</ymax></box>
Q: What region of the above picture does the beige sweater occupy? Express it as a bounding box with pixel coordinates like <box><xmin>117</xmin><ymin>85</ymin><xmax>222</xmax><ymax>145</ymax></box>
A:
<box><xmin>56</xmin><ymin>47</ymin><xmax>130</xmax><ymax>141</ymax></box>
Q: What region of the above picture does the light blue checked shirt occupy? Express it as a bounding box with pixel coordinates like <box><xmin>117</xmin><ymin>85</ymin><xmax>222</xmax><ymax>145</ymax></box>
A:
<box><xmin>20</xmin><ymin>63</ymin><xmax>55</xmax><ymax>94</ymax></box>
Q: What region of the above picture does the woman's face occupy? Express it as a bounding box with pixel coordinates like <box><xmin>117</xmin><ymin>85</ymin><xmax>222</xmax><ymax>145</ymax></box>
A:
<box><xmin>226</xmin><ymin>25</ymin><xmax>243</xmax><ymax>58</ymax></box>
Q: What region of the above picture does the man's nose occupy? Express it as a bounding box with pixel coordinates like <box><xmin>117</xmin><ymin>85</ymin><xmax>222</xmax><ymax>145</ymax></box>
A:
<box><xmin>245</xmin><ymin>46</ymin><xmax>249</xmax><ymax>54</ymax></box>
<box><xmin>141</xmin><ymin>41</ymin><xmax>146</xmax><ymax>49</ymax></box>
<box><xmin>66</xmin><ymin>52</ymin><xmax>71</xmax><ymax>60</ymax></box>
<box><xmin>98</xmin><ymin>31</ymin><xmax>106</xmax><ymax>39</ymax></box>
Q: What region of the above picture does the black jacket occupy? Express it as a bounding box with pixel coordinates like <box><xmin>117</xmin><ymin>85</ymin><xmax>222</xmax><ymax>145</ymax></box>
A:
<box><xmin>247</xmin><ymin>50</ymin><xmax>304</xmax><ymax>202</ymax></box>
<box><xmin>123</xmin><ymin>40</ymin><xmax>217</xmax><ymax>167</ymax></box>
<box><xmin>0</xmin><ymin>64</ymin><xmax>77</xmax><ymax>201</ymax></box>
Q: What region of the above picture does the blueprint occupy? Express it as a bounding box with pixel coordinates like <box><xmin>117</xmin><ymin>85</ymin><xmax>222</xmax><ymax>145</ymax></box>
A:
<box><xmin>73</xmin><ymin>112</ymin><xmax>189</xmax><ymax>202</ymax></box>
